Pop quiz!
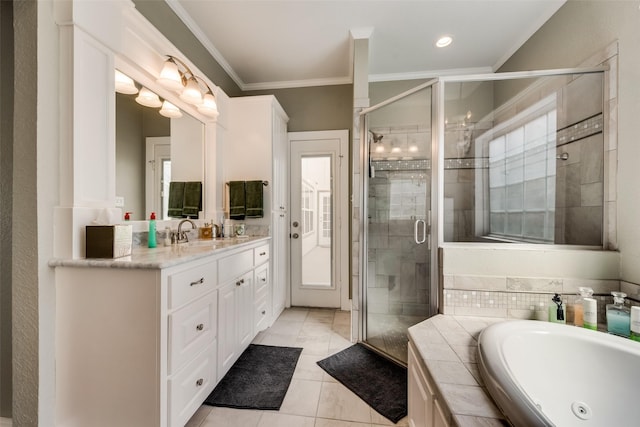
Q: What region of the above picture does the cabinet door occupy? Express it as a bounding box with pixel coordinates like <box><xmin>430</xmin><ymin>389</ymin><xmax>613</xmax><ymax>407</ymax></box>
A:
<box><xmin>236</xmin><ymin>271</ymin><xmax>254</xmax><ymax>350</ymax></box>
<box><xmin>408</xmin><ymin>343</ymin><xmax>435</xmax><ymax>427</ymax></box>
<box><xmin>272</xmin><ymin>213</ymin><xmax>288</xmax><ymax>319</ymax></box>
<box><xmin>218</xmin><ymin>282</ymin><xmax>237</xmax><ymax>379</ymax></box>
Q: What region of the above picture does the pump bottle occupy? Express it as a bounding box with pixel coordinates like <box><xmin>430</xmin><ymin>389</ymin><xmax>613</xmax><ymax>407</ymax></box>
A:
<box><xmin>148</xmin><ymin>212</ymin><xmax>157</xmax><ymax>248</ymax></box>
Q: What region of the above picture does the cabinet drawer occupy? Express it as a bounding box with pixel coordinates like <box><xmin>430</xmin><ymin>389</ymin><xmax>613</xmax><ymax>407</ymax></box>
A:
<box><xmin>254</xmin><ymin>263</ymin><xmax>269</xmax><ymax>298</ymax></box>
<box><xmin>169</xmin><ymin>341</ymin><xmax>216</xmax><ymax>427</ymax></box>
<box><xmin>168</xmin><ymin>261</ymin><xmax>217</xmax><ymax>309</ymax></box>
<box><xmin>254</xmin><ymin>244</ymin><xmax>270</xmax><ymax>265</ymax></box>
<box><xmin>218</xmin><ymin>249</ymin><xmax>253</xmax><ymax>283</ymax></box>
<box><xmin>255</xmin><ymin>297</ymin><xmax>270</xmax><ymax>333</ymax></box>
<box><xmin>169</xmin><ymin>291</ymin><xmax>217</xmax><ymax>374</ymax></box>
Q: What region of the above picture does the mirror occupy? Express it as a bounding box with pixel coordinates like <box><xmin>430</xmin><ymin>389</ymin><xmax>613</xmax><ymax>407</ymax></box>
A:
<box><xmin>115</xmin><ymin>77</ymin><xmax>205</xmax><ymax>221</ymax></box>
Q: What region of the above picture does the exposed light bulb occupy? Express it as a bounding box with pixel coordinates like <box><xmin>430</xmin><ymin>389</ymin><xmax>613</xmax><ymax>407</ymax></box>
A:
<box><xmin>409</xmin><ymin>145</ymin><xmax>419</xmax><ymax>153</ymax></box>
<box><xmin>391</xmin><ymin>147</ymin><xmax>401</xmax><ymax>154</ymax></box>
<box><xmin>375</xmin><ymin>146</ymin><xmax>385</xmax><ymax>153</ymax></box>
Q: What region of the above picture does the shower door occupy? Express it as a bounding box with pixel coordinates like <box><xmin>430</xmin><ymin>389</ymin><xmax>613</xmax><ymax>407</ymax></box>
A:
<box><xmin>363</xmin><ymin>84</ymin><xmax>436</xmax><ymax>364</ymax></box>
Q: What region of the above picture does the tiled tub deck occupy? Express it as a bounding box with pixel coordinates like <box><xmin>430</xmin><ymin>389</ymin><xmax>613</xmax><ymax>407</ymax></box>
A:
<box><xmin>408</xmin><ymin>315</ymin><xmax>509</xmax><ymax>427</ymax></box>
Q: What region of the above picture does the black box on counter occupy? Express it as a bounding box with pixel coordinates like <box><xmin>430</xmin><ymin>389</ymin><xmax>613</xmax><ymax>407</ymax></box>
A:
<box><xmin>85</xmin><ymin>225</ymin><xmax>132</xmax><ymax>259</ymax></box>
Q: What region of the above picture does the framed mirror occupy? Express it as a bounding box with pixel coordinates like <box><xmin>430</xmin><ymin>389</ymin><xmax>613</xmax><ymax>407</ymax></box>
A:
<box><xmin>115</xmin><ymin>73</ymin><xmax>205</xmax><ymax>221</ymax></box>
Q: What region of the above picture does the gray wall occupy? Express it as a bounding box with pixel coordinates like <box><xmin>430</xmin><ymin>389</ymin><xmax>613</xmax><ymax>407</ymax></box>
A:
<box><xmin>498</xmin><ymin>0</ymin><xmax>640</xmax><ymax>282</ymax></box>
<box><xmin>133</xmin><ymin>0</ymin><xmax>353</xmax><ymax>134</ymax></box>
<box><xmin>133</xmin><ymin>0</ymin><xmax>243</xmax><ymax>98</ymax></box>
<box><xmin>12</xmin><ymin>0</ymin><xmax>39</xmax><ymax>423</ymax></box>
<box><xmin>245</xmin><ymin>85</ymin><xmax>353</xmax><ymax>132</ymax></box>
<box><xmin>0</xmin><ymin>0</ymin><xmax>13</xmax><ymax>419</ymax></box>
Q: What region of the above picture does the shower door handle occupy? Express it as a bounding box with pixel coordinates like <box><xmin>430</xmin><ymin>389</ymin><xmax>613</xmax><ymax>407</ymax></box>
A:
<box><xmin>414</xmin><ymin>219</ymin><xmax>426</xmax><ymax>244</ymax></box>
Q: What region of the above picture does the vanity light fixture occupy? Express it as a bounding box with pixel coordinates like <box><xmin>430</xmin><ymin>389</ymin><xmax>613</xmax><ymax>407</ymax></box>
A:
<box><xmin>157</xmin><ymin>55</ymin><xmax>219</xmax><ymax>118</ymax></box>
<box><xmin>135</xmin><ymin>87</ymin><xmax>162</xmax><ymax>108</ymax></box>
<box><xmin>115</xmin><ymin>70</ymin><xmax>138</xmax><ymax>95</ymax></box>
<box><xmin>159</xmin><ymin>100</ymin><xmax>183</xmax><ymax>118</ymax></box>
<box><xmin>436</xmin><ymin>35</ymin><xmax>453</xmax><ymax>48</ymax></box>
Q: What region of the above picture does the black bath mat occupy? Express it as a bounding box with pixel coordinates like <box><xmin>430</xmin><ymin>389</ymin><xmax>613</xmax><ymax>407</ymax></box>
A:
<box><xmin>204</xmin><ymin>344</ymin><xmax>302</xmax><ymax>410</ymax></box>
<box><xmin>317</xmin><ymin>343</ymin><xmax>407</xmax><ymax>423</ymax></box>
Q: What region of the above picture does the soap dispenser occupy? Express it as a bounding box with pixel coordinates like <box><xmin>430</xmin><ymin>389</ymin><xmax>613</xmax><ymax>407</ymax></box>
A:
<box><xmin>607</xmin><ymin>291</ymin><xmax>630</xmax><ymax>337</ymax></box>
<box><xmin>549</xmin><ymin>293</ymin><xmax>566</xmax><ymax>324</ymax></box>
<box><xmin>148</xmin><ymin>212</ymin><xmax>157</xmax><ymax>248</ymax></box>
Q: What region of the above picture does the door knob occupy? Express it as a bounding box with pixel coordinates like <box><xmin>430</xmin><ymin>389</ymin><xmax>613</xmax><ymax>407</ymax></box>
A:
<box><xmin>292</xmin><ymin>233</ymin><xmax>299</xmax><ymax>239</ymax></box>
<box><xmin>292</xmin><ymin>221</ymin><xmax>299</xmax><ymax>227</ymax></box>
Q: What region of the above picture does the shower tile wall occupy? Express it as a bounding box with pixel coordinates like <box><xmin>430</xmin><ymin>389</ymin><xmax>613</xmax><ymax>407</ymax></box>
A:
<box><xmin>367</xmin><ymin>126</ymin><xmax>431</xmax><ymax>318</ymax></box>
<box><xmin>443</xmin><ymin>71</ymin><xmax>612</xmax><ymax>246</ymax></box>
<box><xmin>554</xmin><ymin>73</ymin><xmax>604</xmax><ymax>245</ymax></box>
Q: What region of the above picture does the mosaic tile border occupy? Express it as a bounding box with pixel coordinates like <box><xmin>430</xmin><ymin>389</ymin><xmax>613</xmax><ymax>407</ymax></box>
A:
<box><xmin>557</xmin><ymin>113</ymin><xmax>603</xmax><ymax>146</ymax></box>
<box><xmin>371</xmin><ymin>157</ymin><xmax>489</xmax><ymax>172</ymax></box>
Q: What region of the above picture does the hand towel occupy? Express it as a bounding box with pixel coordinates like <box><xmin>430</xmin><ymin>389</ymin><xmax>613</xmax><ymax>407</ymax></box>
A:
<box><xmin>229</xmin><ymin>181</ymin><xmax>246</xmax><ymax>219</ymax></box>
<box><xmin>167</xmin><ymin>181</ymin><xmax>185</xmax><ymax>218</ymax></box>
<box><xmin>182</xmin><ymin>181</ymin><xmax>202</xmax><ymax>218</ymax></box>
<box><xmin>245</xmin><ymin>180</ymin><xmax>264</xmax><ymax>218</ymax></box>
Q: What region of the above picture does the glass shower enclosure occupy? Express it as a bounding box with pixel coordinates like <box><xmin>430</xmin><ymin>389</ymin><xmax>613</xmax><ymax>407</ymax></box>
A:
<box><xmin>362</xmin><ymin>84</ymin><xmax>437</xmax><ymax>364</ymax></box>
<box><xmin>360</xmin><ymin>67</ymin><xmax>607</xmax><ymax>365</ymax></box>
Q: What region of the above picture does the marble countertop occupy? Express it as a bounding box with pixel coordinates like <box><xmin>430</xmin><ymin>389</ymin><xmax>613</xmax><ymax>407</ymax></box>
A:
<box><xmin>408</xmin><ymin>315</ymin><xmax>509</xmax><ymax>427</ymax></box>
<box><xmin>49</xmin><ymin>236</ymin><xmax>270</xmax><ymax>269</ymax></box>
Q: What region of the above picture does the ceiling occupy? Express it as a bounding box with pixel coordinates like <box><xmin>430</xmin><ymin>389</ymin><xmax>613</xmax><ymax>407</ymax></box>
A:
<box><xmin>166</xmin><ymin>0</ymin><xmax>565</xmax><ymax>91</ymax></box>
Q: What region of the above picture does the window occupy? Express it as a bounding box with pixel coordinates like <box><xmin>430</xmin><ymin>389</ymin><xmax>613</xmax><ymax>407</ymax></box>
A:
<box><xmin>487</xmin><ymin>96</ymin><xmax>556</xmax><ymax>242</ymax></box>
<box><xmin>301</xmin><ymin>180</ymin><xmax>315</xmax><ymax>235</ymax></box>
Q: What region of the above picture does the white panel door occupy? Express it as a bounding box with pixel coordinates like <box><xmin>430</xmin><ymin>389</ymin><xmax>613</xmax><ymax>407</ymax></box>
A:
<box><xmin>289</xmin><ymin>131</ymin><xmax>349</xmax><ymax>308</ymax></box>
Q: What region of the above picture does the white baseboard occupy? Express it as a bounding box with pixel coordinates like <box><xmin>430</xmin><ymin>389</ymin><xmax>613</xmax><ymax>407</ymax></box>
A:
<box><xmin>0</xmin><ymin>417</ymin><xmax>12</xmax><ymax>427</ymax></box>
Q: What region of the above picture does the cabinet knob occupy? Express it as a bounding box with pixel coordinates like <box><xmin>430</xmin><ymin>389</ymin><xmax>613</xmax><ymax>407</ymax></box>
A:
<box><xmin>261</xmin><ymin>310</ymin><xmax>266</xmax><ymax>315</ymax></box>
<box><xmin>190</xmin><ymin>277</ymin><xmax>205</xmax><ymax>287</ymax></box>
<box><xmin>196</xmin><ymin>323</ymin><xmax>204</xmax><ymax>331</ymax></box>
<box><xmin>195</xmin><ymin>378</ymin><xmax>204</xmax><ymax>387</ymax></box>
<box><xmin>261</xmin><ymin>277</ymin><xmax>267</xmax><ymax>282</ymax></box>
<box><xmin>259</xmin><ymin>252</ymin><xmax>266</xmax><ymax>256</ymax></box>
<box><xmin>236</xmin><ymin>278</ymin><xmax>244</xmax><ymax>286</ymax></box>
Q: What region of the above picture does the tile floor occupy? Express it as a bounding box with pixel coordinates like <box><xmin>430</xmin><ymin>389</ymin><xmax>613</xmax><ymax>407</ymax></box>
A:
<box><xmin>185</xmin><ymin>307</ymin><xmax>409</xmax><ymax>427</ymax></box>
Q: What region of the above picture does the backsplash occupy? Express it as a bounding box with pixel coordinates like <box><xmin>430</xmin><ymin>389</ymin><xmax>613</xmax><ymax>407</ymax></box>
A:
<box><xmin>442</xmin><ymin>274</ymin><xmax>640</xmax><ymax>321</ymax></box>
<box><xmin>131</xmin><ymin>220</ymin><xmax>270</xmax><ymax>248</ymax></box>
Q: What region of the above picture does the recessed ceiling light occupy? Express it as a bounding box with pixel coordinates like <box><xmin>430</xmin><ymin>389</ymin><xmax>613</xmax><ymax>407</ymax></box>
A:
<box><xmin>436</xmin><ymin>35</ymin><xmax>453</xmax><ymax>48</ymax></box>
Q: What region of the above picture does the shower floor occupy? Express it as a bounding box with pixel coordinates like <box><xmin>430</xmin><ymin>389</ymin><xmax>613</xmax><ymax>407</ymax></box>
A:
<box><xmin>366</xmin><ymin>313</ymin><xmax>428</xmax><ymax>364</ymax></box>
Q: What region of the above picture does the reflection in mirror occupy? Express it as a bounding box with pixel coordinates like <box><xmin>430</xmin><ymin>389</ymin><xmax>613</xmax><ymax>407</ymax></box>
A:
<box><xmin>115</xmin><ymin>71</ymin><xmax>204</xmax><ymax>221</ymax></box>
<box><xmin>442</xmin><ymin>72</ymin><xmax>605</xmax><ymax>245</ymax></box>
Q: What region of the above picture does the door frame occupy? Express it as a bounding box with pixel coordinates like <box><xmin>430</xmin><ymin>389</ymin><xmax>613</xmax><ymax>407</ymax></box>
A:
<box><xmin>288</xmin><ymin>130</ymin><xmax>350</xmax><ymax>311</ymax></box>
<box><xmin>145</xmin><ymin>136</ymin><xmax>171</xmax><ymax>219</ymax></box>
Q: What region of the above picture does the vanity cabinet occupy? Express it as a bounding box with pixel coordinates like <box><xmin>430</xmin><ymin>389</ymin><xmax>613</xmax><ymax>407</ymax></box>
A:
<box><xmin>54</xmin><ymin>238</ymin><xmax>270</xmax><ymax>427</ymax></box>
<box><xmin>408</xmin><ymin>341</ymin><xmax>451</xmax><ymax>427</ymax></box>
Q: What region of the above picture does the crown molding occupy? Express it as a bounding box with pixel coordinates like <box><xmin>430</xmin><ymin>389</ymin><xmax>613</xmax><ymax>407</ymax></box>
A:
<box><xmin>243</xmin><ymin>76</ymin><xmax>353</xmax><ymax>91</ymax></box>
<box><xmin>164</xmin><ymin>0</ymin><xmax>247</xmax><ymax>90</ymax></box>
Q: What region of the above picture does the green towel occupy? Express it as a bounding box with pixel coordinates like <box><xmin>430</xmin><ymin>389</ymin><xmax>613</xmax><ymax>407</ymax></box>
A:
<box><xmin>167</xmin><ymin>181</ymin><xmax>185</xmax><ymax>218</ymax></box>
<box><xmin>182</xmin><ymin>181</ymin><xmax>202</xmax><ymax>218</ymax></box>
<box><xmin>229</xmin><ymin>181</ymin><xmax>246</xmax><ymax>219</ymax></box>
<box><xmin>245</xmin><ymin>180</ymin><xmax>264</xmax><ymax>218</ymax></box>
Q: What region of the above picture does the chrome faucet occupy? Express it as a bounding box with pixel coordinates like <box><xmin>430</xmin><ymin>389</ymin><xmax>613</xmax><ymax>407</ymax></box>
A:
<box><xmin>177</xmin><ymin>219</ymin><xmax>197</xmax><ymax>243</ymax></box>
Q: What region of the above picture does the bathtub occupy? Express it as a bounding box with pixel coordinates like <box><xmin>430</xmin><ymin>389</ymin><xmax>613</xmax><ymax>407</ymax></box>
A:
<box><xmin>477</xmin><ymin>320</ymin><xmax>640</xmax><ymax>427</ymax></box>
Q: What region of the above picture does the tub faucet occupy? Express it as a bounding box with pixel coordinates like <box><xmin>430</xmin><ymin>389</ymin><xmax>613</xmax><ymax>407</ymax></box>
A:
<box><xmin>177</xmin><ymin>219</ymin><xmax>197</xmax><ymax>243</ymax></box>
